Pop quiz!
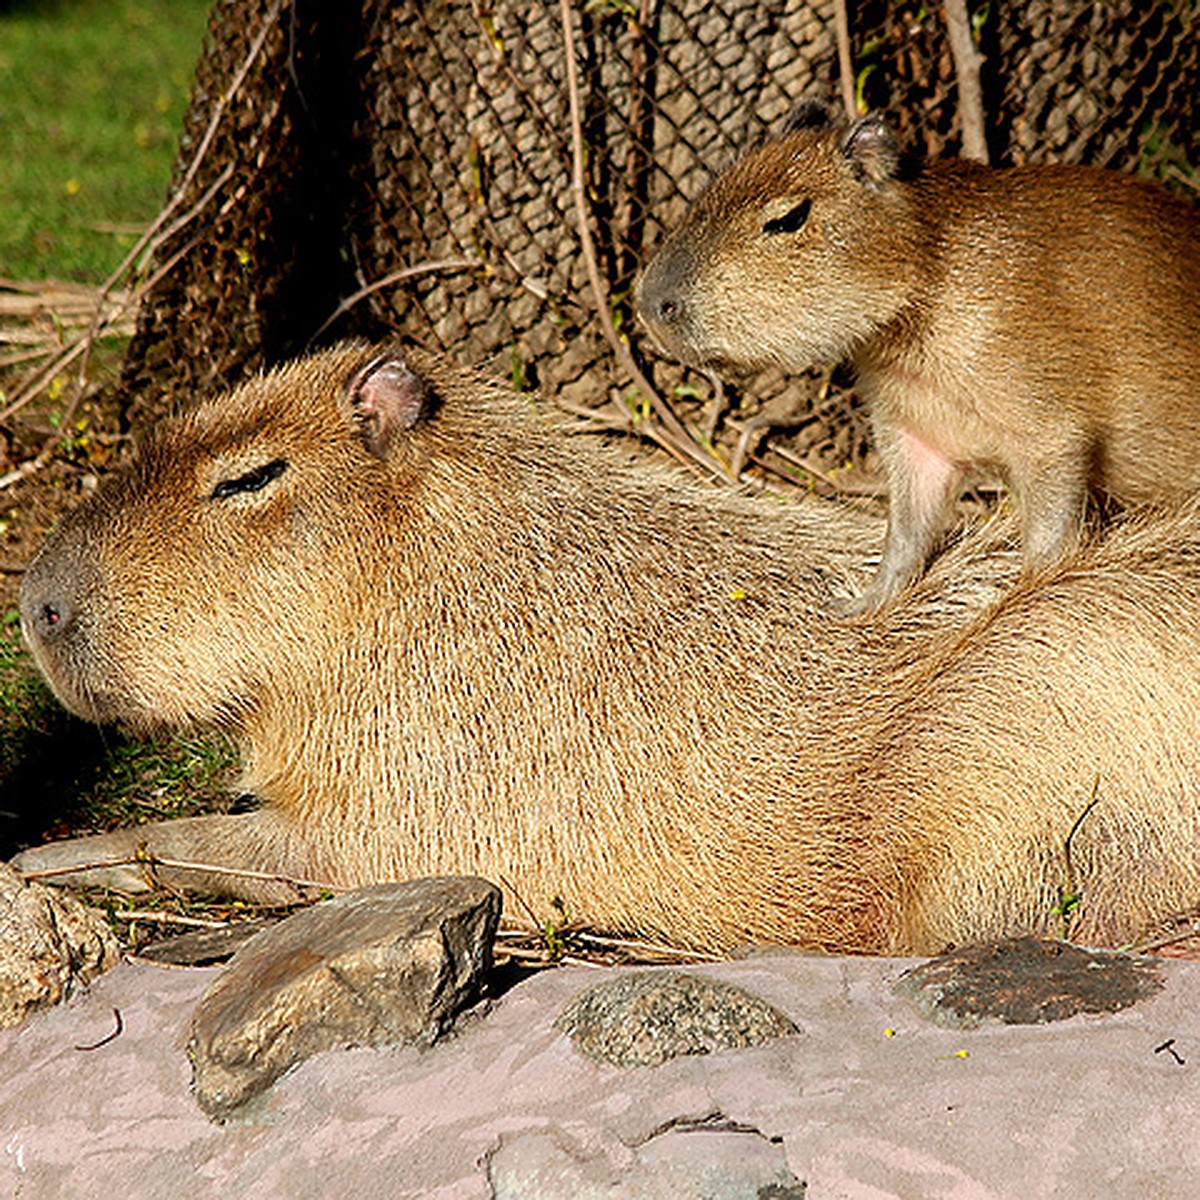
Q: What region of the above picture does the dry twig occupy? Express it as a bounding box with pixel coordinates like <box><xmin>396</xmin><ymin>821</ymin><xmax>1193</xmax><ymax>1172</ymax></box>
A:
<box><xmin>112</xmin><ymin>908</ymin><xmax>233</xmax><ymax>930</ymax></box>
<box><xmin>18</xmin><ymin>852</ymin><xmax>339</xmax><ymax>898</ymax></box>
<box><xmin>494</xmin><ymin>921</ymin><xmax>720</xmax><ymax>969</ymax></box>
<box><xmin>944</xmin><ymin>0</ymin><xmax>989</xmax><ymax>163</ymax></box>
<box><xmin>831</xmin><ymin>0</ymin><xmax>857</xmax><ymax>120</ymax></box>
<box><xmin>309</xmin><ymin>257</ymin><xmax>480</xmax><ymax>344</ymax></box>
<box><xmin>74</xmin><ymin>1008</ymin><xmax>123</xmax><ymax>1052</ymax></box>
<box><xmin>557</xmin><ymin>0</ymin><xmax>727</xmax><ymax>482</ymax></box>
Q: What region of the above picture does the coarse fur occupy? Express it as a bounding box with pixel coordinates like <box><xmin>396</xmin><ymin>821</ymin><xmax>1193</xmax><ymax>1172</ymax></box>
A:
<box><xmin>14</xmin><ymin>344</ymin><xmax>1200</xmax><ymax>955</ymax></box>
<box><xmin>635</xmin><ymin>105</ymin><xmax>1200</xmax><ymax>614</ymax></box>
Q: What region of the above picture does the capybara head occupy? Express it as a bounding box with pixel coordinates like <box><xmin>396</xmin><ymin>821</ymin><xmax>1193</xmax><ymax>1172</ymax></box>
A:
<box><xmin>20</xmin><ymin>345</ymin><xmax>439</xmax><ymax>733</ymax></box>
<box><xmin>635</xmin><ymin>104</ymin><xmax>920</xmax><ymax>372</ymax></box>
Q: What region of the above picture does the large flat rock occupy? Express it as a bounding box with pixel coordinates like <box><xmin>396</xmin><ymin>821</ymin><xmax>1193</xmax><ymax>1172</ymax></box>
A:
<box><xmin>1</xmin><ymin>950</ymin><xmax>1197</xmax><ymax>1197</ymax></box>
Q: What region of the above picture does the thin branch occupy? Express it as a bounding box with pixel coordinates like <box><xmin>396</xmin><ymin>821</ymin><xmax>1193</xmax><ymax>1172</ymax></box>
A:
<box><xmin>74</xmin><ymin>1008</ymin><xmax>123</xmax><ymax>1052</ymax></box>
<box><xmin>832</xmin><ymin>0</ymin><xmax>857</xmax><ymax>120</ymax></box>
<box><xmin>0</xmin><ymin>240</ymin><xmax>205</xmax><ymax>490</ymax></box>
<box><xmin>309</xmin><ymin>257</ymin><xmax>480</xmax><ymax>344</ymax></box>
<box><xmin>1129</xmin><ymin>923</ymin><xmax>1200</xmax><ymax>956</ymax></box>
<box><xmin>71</xmin><ymin>1</ymin><xmax>285</xmax><ymax>396</ymax></box>
<box><xmin>496</xmin><ymin>873</ymin><xmax>543</xmax><ymax>929</ymax></box>
<box><xmin>0</xmin><ymin>2</ymin><xmax>286</xmax><ymax>488</ymax></box>
<box><xmin>944</xmin><ymin>0</ymin><xmax>989</xmax><ymax>163</ymax></box>
<box><xmin>700</xmin><ymin>370</ymin><xmax>726</xmax><ymax>445</ymax></box>
<box><xmin>556</xmin><ymin>392</ymin><xmax>717</xmax><ymax>482</ymax></box>
<box><xmin>18</xmin><ymin>854</ymin><xmax>339</xmax><ymax>895</ymax></box>
<box><xmin>93</xmin><ymin>0</ymin><xmax>287</xmax><ymax>317</ymax></box>
<box><xmin>113</xmin><ymin>908</ymin><xmax>232</xmax><ymax>929</ymax></box>
<box><xmin>557</xmin><ymin>0</ymin><xmax>725</xmax><ymax>481</ymax></box>
<box><xmin>571</xmin><ymin>930</ymin><xmax>719</xmax><ymax>961</ymax></box>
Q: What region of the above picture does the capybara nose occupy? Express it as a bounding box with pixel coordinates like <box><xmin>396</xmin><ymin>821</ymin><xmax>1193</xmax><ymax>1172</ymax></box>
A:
<box><xmin>22</xmin><ymin>590</ymin><xmax>74</xmax><ymax>644</ymax></box>
<box><xmin>636</xmin><ymin>277</ymin><xmax>682</xmax><ymax>327</ymax></box>
<box><xmin>28</xmin><ymin>597</ymin><xmax>71</xmax><ymax>641</ymax></box>
<box><xmin>19</xmin><ymin>564</ymin><xmax>78</xmax><ymax>646</ymax></box>
<box><xmin>635</xmin><ymin>248</ymin><xmax>694</xmax><ymax>329</ymax></box>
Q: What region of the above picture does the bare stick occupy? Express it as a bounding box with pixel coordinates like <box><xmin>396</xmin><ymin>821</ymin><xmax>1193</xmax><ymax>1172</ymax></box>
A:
<box><xmin>70</xmin><ymin>3</ymin><xmax>284</xmax><ymax>398</ymax></box>
<box><xmin>18</xmin><ymin>854</ymin><xmax>340</xmax><ymax>894</ymax></box>
<box><xmin>700</xmin><ymin>369</ymin><xmax>726</xmax><ymax>445</ymax></box>
<box><xmin>0</xmin><ymin>174</ymin><xmax>225</xmax><ymax>424</ymax></box>
<box><xmin>944</xmin><ymin>0</ymin><xmax>989</xmax><ymax>163</ymax></box>
<box><xmin>1129</xmin><ymin>923</ymin><xmax>1200</xmax><ymax>956</ymax></box>
<box><xmin>832</xmin><ymin>0</ymin><xmax>857</xmax><ymax>120</ymax></box>
<box><xmin>91</xmin><ymin>0</ymin><xmax>286</xmax><ymax>319</ymax></box>
<box><xmin>572</xmin><ymin>931</ymin><xmax>719</xmax><ymax>961</ymax></box>
<box><xmin>557</xmin><ymin>0</ymin><xmax>725</xmax><ymax>480</ymax></box>
<box><xmin>113</xmin><ymin>909</ymin><xmax>232</xmax><ymax>930</ymax></box>
<box><xmin>74</xmin><ymin>1008</ymin><xmax>123</xmax><ymax>1052</ymax></box>
<box><xmin>309</xmin><ymin>257</ymin><xmax>479</xmax><ymax>343</ymax></box>
<box><xmin>0</xmin><ymin>237</ymin><xmax>204</xmax><ymax>490</ymax></box>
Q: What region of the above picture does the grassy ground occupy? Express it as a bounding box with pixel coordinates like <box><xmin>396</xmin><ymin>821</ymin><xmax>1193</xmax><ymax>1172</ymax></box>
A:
<box><xmin>0</xmin><ymin>0</ymin><xmax>233</xmax><ymax>867</ymax></box>
<box><xmin>0</xmin><ymin>0</ymin><xmax>211</xmax><ymax>281</ymax></box>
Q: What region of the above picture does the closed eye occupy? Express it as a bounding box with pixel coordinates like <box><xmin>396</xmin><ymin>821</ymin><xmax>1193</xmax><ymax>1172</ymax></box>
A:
<box><xmin>762</xmin><ymin>199</ymin><xmax>812</xmax><ymax>236</ymax></box>
<box><xmin>210</xmin><ymin>458</ymin><xmax>289</xmax><ymax>500</ymax></box>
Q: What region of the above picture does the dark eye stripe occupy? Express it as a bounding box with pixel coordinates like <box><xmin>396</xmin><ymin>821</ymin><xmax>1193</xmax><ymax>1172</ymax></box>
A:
<box><xmin>210</xmin><ymin>458</ymin><xmax>289</xmax><ymax>500</ymax></box>
<box><xmin>763</xmin><ymin>199</ymin><xmax>812</xmax><ymax>236</ymax></box>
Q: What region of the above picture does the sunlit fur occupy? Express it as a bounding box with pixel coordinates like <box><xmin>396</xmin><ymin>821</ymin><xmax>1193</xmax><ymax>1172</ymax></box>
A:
<box><xmin>637</xmin><ymin>115</ymin><xmax>1200</xmax><ymax>614</ymax></box>
<box><xmin>17</xmin><ymin>345</ymin><xmax>1200</xmax><ymax>954</ymax></box>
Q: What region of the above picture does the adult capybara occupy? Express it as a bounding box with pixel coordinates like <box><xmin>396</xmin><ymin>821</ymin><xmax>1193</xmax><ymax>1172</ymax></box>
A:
<box><xmin>14</xmin><ymin>343</ymin><xmax>1200</xmax><ymax>954</ymax></box>
<box><xmin>636</xmin><ymin>103</ymin><xmax>1200</xmax><ymax>614</ymax></box>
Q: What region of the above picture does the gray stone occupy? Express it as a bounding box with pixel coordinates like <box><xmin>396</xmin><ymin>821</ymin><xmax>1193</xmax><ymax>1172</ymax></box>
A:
<box><xmin>555</xmin><ymin>969</ymin><xmax>798</xmax><ymax>1068</ymax></box>
<box><xmin>0</xmin><ymin>861</ymin><xmax>120</xmax><ymax>1028</ymax></box>
<box><xmin>135</xmin><ymin>917</ymin><xmax>281</xmax><ymax>967</ymax></box>
<box><xmin>189</xmin><ymin>875</ymin><xmax>500</xmax><ymax>1120</ymax></box>
<box><xmin>895</xmin><ymin>936</ymin><xmax>1164</xmax><ymax>1029</ymax></box>
<box><xmin>490</xmin><ymin>1122</ymin><xmax>807</xmax><ymax>1199</ymax></box>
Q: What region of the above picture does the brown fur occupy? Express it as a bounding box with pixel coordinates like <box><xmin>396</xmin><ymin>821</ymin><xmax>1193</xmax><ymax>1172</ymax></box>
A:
<box><xmin>14</xmin><ymin>344</ymin><xmax>1200</xmax><ymax>954</ymax></box>
<box><xmin>635</xmin><ymin>107</ymin><xmax>1200</xmax><ymax>614</ymax></box>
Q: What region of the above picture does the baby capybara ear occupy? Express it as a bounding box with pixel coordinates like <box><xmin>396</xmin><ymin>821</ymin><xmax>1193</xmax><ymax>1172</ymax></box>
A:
<box><xmin>345</xmin><ymin>351</ymin><xmax>435</xmax><ymax>458</ymax></box>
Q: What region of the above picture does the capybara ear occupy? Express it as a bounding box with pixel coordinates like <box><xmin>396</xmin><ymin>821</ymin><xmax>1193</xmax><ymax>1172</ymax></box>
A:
<box><xmin>782</xmin><ymin>98</ymin><xmax>832</xmax><ymax>135</ymax></box>
<box><xmin>838</xmin><ymin>114</ymin><xmax>900</xmax><ymax>187</ymax></box>
<box><xmin>345</xmin><ymin>352</ymin><xmax>434</xmax><ymax>458</ymax></box>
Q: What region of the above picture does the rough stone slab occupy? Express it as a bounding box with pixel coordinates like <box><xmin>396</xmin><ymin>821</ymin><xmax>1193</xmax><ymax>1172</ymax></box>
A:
<box><xmin>555</xmin><ymin>968</ymin><xmax>799</xmax><ymax>1067</ymax></box>
<box><xmin>894</xmin><ymin>936</ymin><xmax>1164</xmax><ymax>1029</ymax></box>
<box><xmin>189</xmin><ymin>875</ymin><xmax>500</xmax><ymax>1120</ymax></box>
<box><xmin>490</xmin><ymin>1124</ymin><xmax>807</xmax><ymax>1199</ymax></box>
<box><xmin>0</xmin><ymin>861</ymin><xmax>119</xmax><ymax>1028</ymax></box>
<box><xmin>7</xmin><ymin>952</ymin><xmax>1200</xmax><ymax>1197</ymax></box>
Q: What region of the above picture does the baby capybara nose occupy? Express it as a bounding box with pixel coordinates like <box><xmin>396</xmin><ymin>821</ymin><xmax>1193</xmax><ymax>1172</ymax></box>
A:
<box><xmin>636</xmin><ymin>245</ymin><xmax>700</xmax><ymax>328</ymax></box>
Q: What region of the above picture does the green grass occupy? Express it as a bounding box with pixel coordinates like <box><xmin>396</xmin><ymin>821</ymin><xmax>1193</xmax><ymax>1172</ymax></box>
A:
<box><xmin>0</xmin><ymin>0</ymin><xmax>210</xmax><ymax>282</ymax></box>
<box><xmin>0</xmin><ymin>607</ymin><xmax>57</xmax><ymax>776</ymax></box>
<box><xmin>0</xmin><ymin>605</ymin><xmax>239</xmax><ymax>852</ymax></box>
<box><xmin>80</xmin><ymin>732</ymin><xmax>239</xmax><ymax>831</ymax></box>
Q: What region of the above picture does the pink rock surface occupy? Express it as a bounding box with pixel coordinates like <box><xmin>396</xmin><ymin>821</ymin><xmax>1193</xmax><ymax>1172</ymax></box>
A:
<box><xmin>1</xmin><ymin>951</ymin><xmax>1197</xmax><ymax>1198</ymax></box>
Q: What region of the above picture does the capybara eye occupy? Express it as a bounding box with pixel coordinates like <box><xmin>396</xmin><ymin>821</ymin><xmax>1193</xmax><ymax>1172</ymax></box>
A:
<box><xmin>210</xmin><ymin>458</ymin><xmax>289</xmax><ymax>501</ymax></box>
<box><xmin>762</xmin><ymin>199</ymin><xmax>812</xmax><ymax>236</ymax></box>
